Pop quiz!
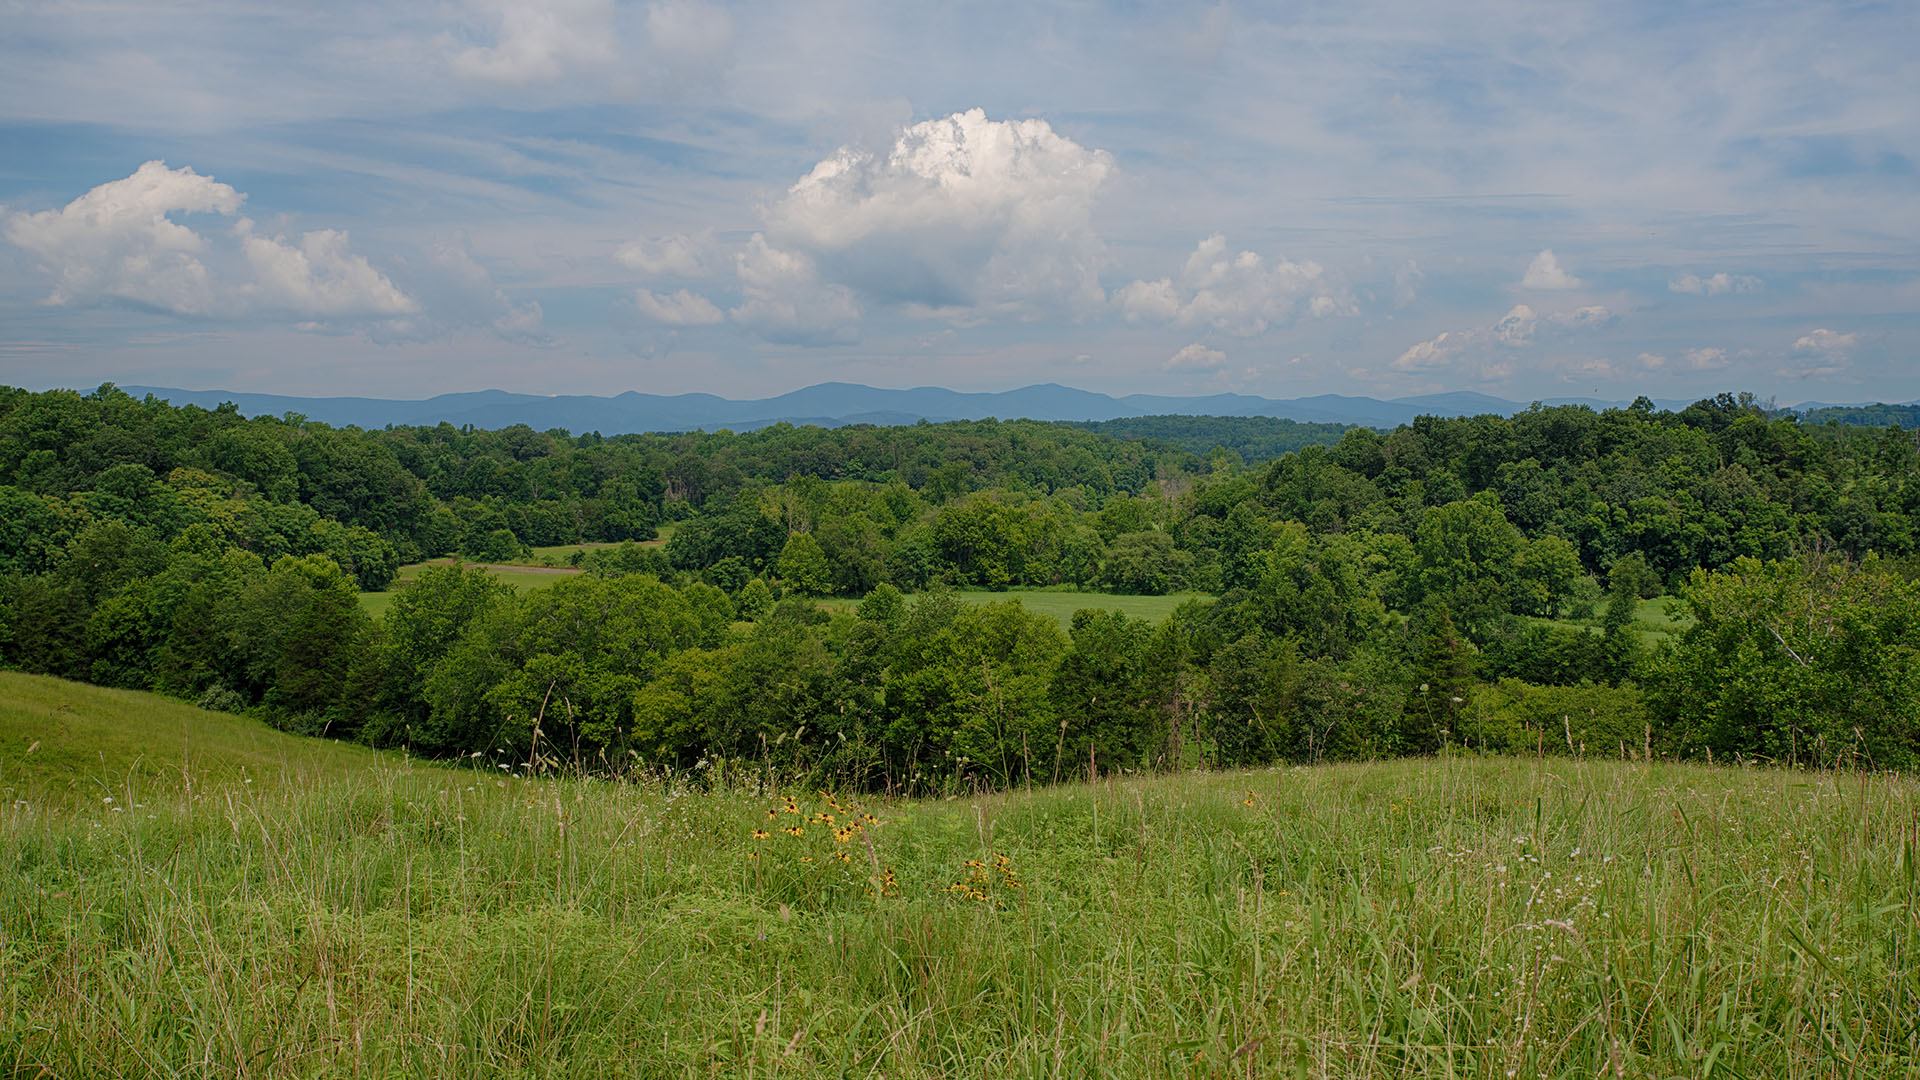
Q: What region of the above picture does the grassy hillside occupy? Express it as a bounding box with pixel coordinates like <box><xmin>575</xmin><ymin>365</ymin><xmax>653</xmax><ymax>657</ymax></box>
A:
<box><xmin>3</xmin><ymin>675</ymin><xmax>1914</xmax><ymax>1077</ymax></box>
<box><xmin>0</xmin><ymin>671</ymin><xmax>381</xmax><ymax>809</ymax></box>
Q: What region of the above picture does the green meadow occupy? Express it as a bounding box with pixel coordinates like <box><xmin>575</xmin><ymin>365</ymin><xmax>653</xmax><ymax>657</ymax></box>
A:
<box><xmin>3</xmin><ymin>671</ymin><xmax>1915</xmax><ymax>1078</ymax></box>
<box><xmin>358</xmin><ymin>560</ymin><xmax>582</xmax><ymax>618</ymax></box>
<box><xmin>818</xmin><ymin>589</ymin><xmax>1213</xmax><ymax>630</ymax></box>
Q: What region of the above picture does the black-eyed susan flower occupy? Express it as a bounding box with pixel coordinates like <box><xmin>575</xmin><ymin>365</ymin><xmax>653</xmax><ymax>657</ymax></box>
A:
<box><xmin>751</xmin><ymin>828</ymin><xmax>769</xmax><ymax>840</ymax></box>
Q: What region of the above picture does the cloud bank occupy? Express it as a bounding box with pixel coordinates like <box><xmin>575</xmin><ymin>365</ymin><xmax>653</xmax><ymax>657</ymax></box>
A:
<box><xmin>4</xmin><ymin>161</ymin><xmax>413</xmax><ymax>320</ymax></box>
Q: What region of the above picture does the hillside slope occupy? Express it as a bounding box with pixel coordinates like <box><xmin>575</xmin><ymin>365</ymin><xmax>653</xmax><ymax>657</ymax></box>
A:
<box><xmin>0</xmin><ymin>672</ymin><xmax>383</xmax><ymax>806</ymax></box>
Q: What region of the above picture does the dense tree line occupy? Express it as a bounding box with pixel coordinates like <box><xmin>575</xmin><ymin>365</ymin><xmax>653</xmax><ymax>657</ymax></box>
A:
<box><xmin>4</xmin><ymin>384</ymin><xmax>1920</xmax><ymax>779</ymax></box>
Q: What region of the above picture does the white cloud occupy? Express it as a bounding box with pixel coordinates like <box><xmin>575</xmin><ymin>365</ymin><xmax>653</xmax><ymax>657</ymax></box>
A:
<box><xmin>1788</xmin><ymin>328</ymin><xmax>1858</xmax><ymax>377</ymax></box>
<box><xmin>445</xmin><ymin>0</ymin><xmax>731</xmax><ymax>95</ymax></box>
<box><xmin>763</xmin><ymin>108</ymin><xmax>1112</xmax><ymax>318</ymax></box>
<box><xmin>4</xmin><ymin>160</ymin><xmax>242</xmax><ymax>315</ymax></box>
<box><xmin>616</xmin><ymin>230</ymin><xmax>715</xmax><ymax>277</ymax></box>
<box><xmin>448</xmin><ymin>0</ymin><xmax>620</xmax><ymax>88</ymax></box>
<box><xmin>1491</xmin><ymin>304</ymin><xmax>1538</xmax><ymax>346</ymax></box>
<box><xmin>3</xmin><ymin>161</ymin><xmax>413</xmax><ymax>320</ymax></box>
<box><xmin>1794</xmin><ymin>328</ymin><xmax>1857</xmax><ymax>356</ymax></box>
<box><xmin>1669</xmin><ymin>272</ymin><xmax>1763</xmax><ymax>296</ymax></box>
<box><xmin>1520</xmin><ymin>249</ymin><xmax>1580</xmax><ymax>290</ymax></box>
<box><xmin>1683</xmin><ymin>346</ymin><xmax>1730</xmax><ymax>370</ymax></box>
<box><xmin>1164</xmin><ymin>343</ymin><xmax>1227</xmax><ymax>372</ymax></box>
<box><xmin>1118</xmin><ymin>233</ymin><xmax>1351</xmax><ymax>336</ymax></box>
<box><xmin>1393</xmin><ymin>303</ymin><xmax>1614</xmax><ymax>375</ymax></box>
<box><xmin>635</xmin><ymin>287</ymin><xmax>724</xmax><ymax>326</ymax></box>
<box><xmin>1637</xmin><ymin>352</ymin><xmax>1667</xmax><ymax>370</ymax></box>
<box><xmin>238</xmin><ymin>223</ymin><xmax>416</xmax><ymax>317</ymax></box>
<box><xmin>728</xmin><ymin>233</ymin><xmax>861</xmax><ymax>345</ymax></box>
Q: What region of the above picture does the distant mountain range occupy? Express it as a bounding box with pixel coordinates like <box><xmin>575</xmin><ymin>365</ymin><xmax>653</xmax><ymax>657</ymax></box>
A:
<box><xmin>113</xmin><ymin>383</ymin><xmax>1909</xmax><ymax>435</ymax></box>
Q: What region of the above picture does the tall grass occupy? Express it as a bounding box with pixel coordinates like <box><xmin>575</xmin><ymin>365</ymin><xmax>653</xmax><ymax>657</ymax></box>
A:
<box><xmin>2</xmin><ymin>681</ymin><xmax>1916</xmax><ymax>1076</ymax></box>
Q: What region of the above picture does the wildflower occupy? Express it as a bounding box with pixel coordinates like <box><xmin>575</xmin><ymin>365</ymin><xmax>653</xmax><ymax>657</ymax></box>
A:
<box><xmin>746</xmin><ymin>851</ymin><xmax>760</xmax><ymax>860</ymax></box>
<box><xmin>834</xmin><ymin>828</ymin><xmax>855</xmax><ymax>843</ymax></box>
<box><xmin>766</xmin><ymin>809</ymin><xmax>778</xmax><ymax>820</ymax></box>
<box><xmin>832</xmin><ymin>851</ymin><xmax>852</xmax><ymax>863</ymax></box>
<box><xmin>752</xmin><ymin>829</ymin><xmax>769</xmax><ymax>840</ymax></box>
<box><xmin>784</xmin><ymin>826</ymin><xmax>804</xmax><ymax>837</ymax></box>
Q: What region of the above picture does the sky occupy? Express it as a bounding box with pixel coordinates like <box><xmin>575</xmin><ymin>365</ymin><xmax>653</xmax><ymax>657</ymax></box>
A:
<box><xmin>0</xmin><ymin>0</ymin><xmax>1915</xmax><ymax>404</ymax></box>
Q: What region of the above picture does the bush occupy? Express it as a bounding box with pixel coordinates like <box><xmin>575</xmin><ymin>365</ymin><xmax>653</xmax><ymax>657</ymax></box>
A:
<box><xmin>1461</xmin><ymin>679</ymin><xmax>1648</xmax><ymax>757</ymax></box>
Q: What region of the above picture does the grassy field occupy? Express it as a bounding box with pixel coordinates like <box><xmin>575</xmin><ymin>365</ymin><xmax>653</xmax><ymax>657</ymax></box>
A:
<box><xmin>357</xmin><ymin>528</ymin><xmax>679</xmax><ymax>616</ymax></box>
<box><xmin>0</xmin><ymin>672</ymin><xmax>380</xmax><ymax>809</ymax></box>
<box><xmin>358</xmin><ymin>561</ymin><xmax>582</xmax><ymax>618</ymax></box>
<box><xmin>1523</xmin><ymin>594</ymin><xmax>1696</xmax><ymax>648</ymax></box>
<box><xmin>820</xmin><ymin>589</ymin><xmax>1213</xmax><ymax>630</ymax></box>
<box><xmin>3</xmin><ymin>672</ymin><xmax>1915</xmax><ymax>1077</ymax></box>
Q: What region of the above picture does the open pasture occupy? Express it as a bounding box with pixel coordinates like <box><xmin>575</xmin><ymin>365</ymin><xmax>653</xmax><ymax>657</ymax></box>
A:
<box><xmin>820</xmin><ymin>589</ymin><xmax>1213</xmax><ymax>630</ymax></box>
<box><xmin>358</xmin><ymin>560</ymin><xmax>581</xmax><ymax>617</ymax></box>
<box><xmin>2</xmin><ymin>672</ymin><xmax>1914</xmax><ymax>1078</ymax></box>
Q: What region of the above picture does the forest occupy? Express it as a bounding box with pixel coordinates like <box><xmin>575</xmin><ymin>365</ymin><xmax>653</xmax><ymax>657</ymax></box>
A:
<box><xmin>2</xmin><ymin>383</ymin><xmax>1918</xmax><ymax>787</ymax></box>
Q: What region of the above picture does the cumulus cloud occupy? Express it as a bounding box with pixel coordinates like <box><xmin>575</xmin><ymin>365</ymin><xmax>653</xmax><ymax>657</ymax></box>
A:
<box><xmin>1520</xmin><ymin>249</ymin><xmax>1580</xmax><ymax>290</ymax></box>
<box><xmin>238</xmin><ymin>223</ymin><xmax>416</xmax><ymax>317</ymax></box>
<box><xmin>616</xmin><ymin>230</ymin><xmax>715</xmax><ymax>277</ymax></box>
<box><xmin>1669</xmin><ymin>272</ymin><xmax>1763</xmax><ymax>296</ymax></box>
<box><xmin>1393</xmin><ymin>303</ymin><xmax>1614</xmax><ymax>375</ymax></box>
<box><xmin>761</xmin><ymin>108</ymin><xmax>1112</xmax><ymax>320</ymax></box>
<box><xmin>635</xmin><ymin>287</ymin><xmax>724</xmax><ymax>326</ymax></box>
<box><xmin>1118</xmin><ymin>234</ymin><xmax>1351</xmax><ymax>335</ymax></box>
<box><xmin>1684</xmin><ymin>346</ymin><xmax>1731</xmax><ymax>370</ymax></box>
<box><xmin>1164</xmin><ymin>343</ymin><xmax>1227</xmax><ymax>372</ymax></box>
<box><xmin>1788</xmin><ymin>328</ymin><xmax>1858</xmax><ymax>377</ymax></box>
<box><xmin>728</xmin><ymin>234</ymin><xmax>861</xmax><ymax>345</ymax></box>
<box><xmin>4</xmin><ymin>160</ymin><xmax>242</xmax><ymax>315</ymax></box>
<box><xmin>3</xmin><ymin>161</ymin><xmax>414</xmax><ymax>320</ymax></box>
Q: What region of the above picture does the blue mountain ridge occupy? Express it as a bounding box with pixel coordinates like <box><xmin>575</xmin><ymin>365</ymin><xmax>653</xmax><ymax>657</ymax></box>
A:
<box><xmin>111</xmin><ymin>383</ymin><xmax>1866</xmax><ymax>436</ymax></box>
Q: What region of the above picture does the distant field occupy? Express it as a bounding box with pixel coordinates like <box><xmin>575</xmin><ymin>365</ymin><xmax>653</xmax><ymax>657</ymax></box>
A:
<box><xmin>818</xmin><ymin>589</ymin><xmax>1212</xmax><ymax>629</ymax></box>
<box><xmin>3</xmin><ymin>673</ymin><xmax>1913</xmax><ymax>1077</ymax></box>
<box><xmin>953</xmin><ymin>588</ymin><xmax>1212</xmax><ymax>629</ymax></box>
<box><xmin>358</xmin><ymin>560</ymin><xmax>581</xmax><ymax>617</ymax></box>
<box><xmin>1522</xmin><ymin>594</ymin><xmax>1695</xmax><ymax>647</ymax></box>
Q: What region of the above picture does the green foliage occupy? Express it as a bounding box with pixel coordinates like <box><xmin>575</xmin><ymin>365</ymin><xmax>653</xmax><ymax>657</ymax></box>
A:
<box><xmin>7</xmin><ymin>384</ymin><xmax>1920</xmax><ymax>784</ymax></box>
<box><xmin>1100</xmin><ymin>529</ymin><xmax>1188</xmax><ymax>595</ymax></box>
<box><xmin>1647</xmin><ymin>555</ymin><xmax>1920</xmax><ymax>768</ymax></box>
<box><xmin>735</xmin><ymin>576</ymin><xmax>774</xmax><ymax>620</ymax></box>
<box><xmin>776</xmin><ymin>532</ymin><xmax>832</xmax><ymax>597</ymax></box>
<box><xmin>1413</xmin><ymin>497</ymin><xmax>1521</xmax><ymax>638</ymax></box>
<box><xmin>1462</xmin><ymin>678</ymin><xmax>1649</xmax><ymax>755</ymax></box>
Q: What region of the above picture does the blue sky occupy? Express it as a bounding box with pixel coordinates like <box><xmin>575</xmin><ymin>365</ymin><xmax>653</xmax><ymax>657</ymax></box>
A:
<box><xmin>1</xmin><ymin>0</ymin><xmax>1915</xmax><ymax>403</ymax></box>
